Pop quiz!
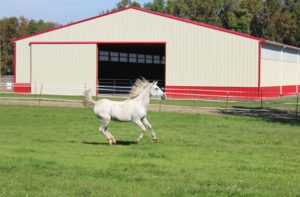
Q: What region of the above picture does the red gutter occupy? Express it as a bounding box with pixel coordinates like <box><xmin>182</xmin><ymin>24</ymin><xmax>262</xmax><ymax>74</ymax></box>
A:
<box><xmin>131</xmin><ymin>6</ymin><xmax>265</xmax><ymax>42</ymax></box>
<box><xmin>14</xmin><ymin>42</ymin><xmax>16</xmax><ymax>83</ymax></box>
<box><xmin>258</xmin><ymin>42</ymin><xmax>261</xmax><ymax>89</ymax></box>
<box><xmin>29</xmin><ymin>41</ymin><xmax>166</xmax><ymax>44</ymax></box>
<box><xmin>11</xmin><ymin>7</ymin><xmax>132</xmax><ymax>43</ymax></box>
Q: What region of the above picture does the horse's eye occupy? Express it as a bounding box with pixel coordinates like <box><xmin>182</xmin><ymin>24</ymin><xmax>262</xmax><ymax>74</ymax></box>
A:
<box><xmin>155</xmin><ymin>88</ymin><xmax>159</xmax><ymax>90</ymax></box>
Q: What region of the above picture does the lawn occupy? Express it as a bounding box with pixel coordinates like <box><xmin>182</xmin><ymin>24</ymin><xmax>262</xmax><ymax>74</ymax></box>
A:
<box><xmin>0</xmin><ymin>104</ymin><xmax>300</xmax><ymax>196</ymax></box>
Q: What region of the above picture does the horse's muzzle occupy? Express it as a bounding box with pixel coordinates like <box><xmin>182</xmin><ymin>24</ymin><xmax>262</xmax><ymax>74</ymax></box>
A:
<box><xmin>161</xmin><ymin>94</ymin><xmax>166</xmax><ymax>100</ymax></box>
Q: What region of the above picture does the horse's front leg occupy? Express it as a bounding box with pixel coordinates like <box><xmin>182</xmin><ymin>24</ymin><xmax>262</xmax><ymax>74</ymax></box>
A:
<box><xmin>142</xmin><ymin>117</ymin><xmax>157</xmax><ymax>142</ymax></box>
<box><xmin>133</xmin><ymin>119</ymin><xmax>146</xmax><ymax>143</ymax></box>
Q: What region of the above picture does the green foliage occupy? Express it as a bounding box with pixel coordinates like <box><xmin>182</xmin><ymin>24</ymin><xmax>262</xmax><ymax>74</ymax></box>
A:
<box><xmin>0</xmin><ymin>17</ymin><xmax>60</xmax><ymax>75</ymax></box>
<box><xmin>0</xmin><ymin>104</ymin><xmax>300</xmax><ymax>196</ymax></box>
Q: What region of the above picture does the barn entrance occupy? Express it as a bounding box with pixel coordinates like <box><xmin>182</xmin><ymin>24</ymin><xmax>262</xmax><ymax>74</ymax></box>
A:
<box><xmin>98</xmin><ymin>43</ymin><xmax>165</xmax><ymax>94</ymax></box>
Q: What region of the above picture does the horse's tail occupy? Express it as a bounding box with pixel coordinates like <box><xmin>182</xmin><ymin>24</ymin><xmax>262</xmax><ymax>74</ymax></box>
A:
<box><xmin>83</xmin><ymin>89</ymin><xmax>96</xmax><ymax>109</ymax></box>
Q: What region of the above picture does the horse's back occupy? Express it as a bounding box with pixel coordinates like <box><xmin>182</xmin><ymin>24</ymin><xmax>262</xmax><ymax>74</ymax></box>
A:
<box><xmin>93</xmin><ymin>98</ymin><xmax>132</xmax><ymax>121</ymax></box>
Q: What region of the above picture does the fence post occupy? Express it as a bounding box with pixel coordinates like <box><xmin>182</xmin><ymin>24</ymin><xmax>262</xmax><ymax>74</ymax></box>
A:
<box><xmin>226</xmin><ymin>91</ymin><xmax>229</xmax><ymax>113</ymax></box>
<box><xmin>159</xmin><ymin>100</ymin><xmax>162</xmax><ymax>112</ymax></box>
<box><xmin>296</xmin><ymin>93</ymin><xmax>299</xmax><ymax>118</ymax></box>
<box><xmin>35</xmin><ymin>81</ymin><xmax>37</xmax><ymax>94</ymax></box>
<box><xmin>39</xmin><ymin>83</ymin><xmax>43</xmax><ymax>106</ymax></box>
<box><xmin>194</xmin><ymin>89</ymin><xmax>196</xmax><ymax>106</ymax></box>
<box><xmin>260</xmin><ymin>90</ymin><xmax>263</xmax><ymax>109</ymax></box>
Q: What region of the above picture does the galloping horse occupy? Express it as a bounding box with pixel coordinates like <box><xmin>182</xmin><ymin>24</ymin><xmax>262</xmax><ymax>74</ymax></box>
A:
<box><xmin>83</xmin><ymin>78</ymin><xmax>166</xmax><ymax>145</ymax></box>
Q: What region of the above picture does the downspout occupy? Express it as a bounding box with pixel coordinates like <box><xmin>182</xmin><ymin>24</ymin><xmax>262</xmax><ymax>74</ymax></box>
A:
<box><xmin>280</xmin><ymin>46</ymin><xmax>286</xmax><ymax>96</ymax></box>
<box><xmin>297</xmin><ymin>51</ymin><xmax>299</xmax><ymax>94</ymax></box>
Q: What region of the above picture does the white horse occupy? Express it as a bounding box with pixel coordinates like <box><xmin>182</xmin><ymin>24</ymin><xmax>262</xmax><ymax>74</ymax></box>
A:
<box><xmin>83</xmin><ymin>78</ymin><xmax>166</xmax><ymax>145</ymax></box>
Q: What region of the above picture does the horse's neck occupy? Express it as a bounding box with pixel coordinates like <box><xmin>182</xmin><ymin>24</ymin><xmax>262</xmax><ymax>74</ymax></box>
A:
<box><xmin>135</xmin><ymin>87</ymin><xmax>151</xmax><ymax>108</ymax></box>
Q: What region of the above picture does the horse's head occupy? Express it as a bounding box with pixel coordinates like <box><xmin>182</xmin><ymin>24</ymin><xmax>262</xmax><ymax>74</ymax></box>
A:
<box><xmin>150</xmin><ymin>81</ymin><xmax>166</xmax><ymax>100</ymax></box>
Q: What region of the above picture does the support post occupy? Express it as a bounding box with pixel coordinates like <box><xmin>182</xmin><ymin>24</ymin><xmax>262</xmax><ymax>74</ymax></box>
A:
<box><xmin>296</xmin><ymin>93</ymin><xmax>299</xmax><ymax>118</ymax></box>
<box><xmin>39</xmin><ymin>83</ymin><xmax>43</xmax><ymax>106</ymax></box>
<box><xmin>159</xmin><ymin>99</ymin><xmax>162</xmax><ymax>112</ymax></box>
<box><xmin>194</xmin><ymin>89</ymin><xmax>196</xmax><ymax>106</ymax></box>
<box><xmin>260</xmin><ymin>90</ymin><xmax>263</xmax><ymax>109</ymax></box>
<box><xmin>226</xmin><ymin>91</ymin><xmax>229</xmax><ymax>113</ymax></box>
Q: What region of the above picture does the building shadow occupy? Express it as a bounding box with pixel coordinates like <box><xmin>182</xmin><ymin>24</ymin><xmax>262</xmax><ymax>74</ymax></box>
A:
<box><xmin>218</xmin><ymin>106</ymin><xmax>300</xmax><ymax>126</ymax></box>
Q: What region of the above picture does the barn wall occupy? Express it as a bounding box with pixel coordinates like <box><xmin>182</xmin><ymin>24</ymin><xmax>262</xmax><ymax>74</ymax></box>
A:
<box><xmin>31</xmin><ymin>44</ymin><xmax>97</xmax><ymax>95</ymax></box>
<box><xmin>15</xmin><ymin>8</ymin><xmax>259</xmax><ymax>94</ymax></box>
<box><xmin>15</xmin><ymin>42</ymin><xmax>31</xmax><ymax>83</ymax></box>
<box><xmin>261</xmin><ymin>43</ymin><xmax>299</xmax><ymax>88</ymax></box>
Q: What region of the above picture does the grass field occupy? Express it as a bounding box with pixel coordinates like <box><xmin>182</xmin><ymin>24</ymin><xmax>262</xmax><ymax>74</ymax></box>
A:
<box><xmin>0</xmin><ymin>104</ymin><xmax>300</xmax><ymax>196</ymax></box>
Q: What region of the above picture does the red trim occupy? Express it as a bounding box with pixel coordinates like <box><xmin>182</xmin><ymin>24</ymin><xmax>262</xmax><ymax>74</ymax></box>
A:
<box><xmin>14</xmin><ymin>43</ymin><xmax>16</xmax><ymax>83</ymax></box>
<box><xmin>12</xmin><ymin>6</ymin><xmax>265</xmax><ymax>43</ymax></box>
<box><xmin>164</xmin><ymin>43</ymin><xmax>166</xmax><ymax>90</ymax></box>
<box><xmin>96</xmin><ymin>44</ymin><xmax>98</xmax><ymax>95</ymax></box>
<box><xmin>14</xmin><ymin>83</ymin><xmax>31</xmax><ymax>94</ymax></box>
<box><xmin>11</xmin><ymin>7</ymin><xmax>132</xmax><ymax>42</ymax></box>
<box><xmin>258</xmin><ymin>42</ymin><xmax>261</xmax><ymax>89</ymax></box>
<box><xmin>29</xmin><ymin>41</ymin><xmax>166</xmax><ymax>44</ymax></box>
<box><xmin>131</xmin><ymin>7</ymin><xmax>265</xmax><ymax>42</ymax></box>
<box><xmin>165</xmin><ymin>85</ymin><xmax>299</xmax><ymax>99</ymax></box>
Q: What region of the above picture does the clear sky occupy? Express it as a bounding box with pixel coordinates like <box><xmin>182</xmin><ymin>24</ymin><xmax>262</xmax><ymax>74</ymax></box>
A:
<box><xmin>0</xmin><ymin>0</ymin><xmax>151</xmax><ymax>25</ymax></box>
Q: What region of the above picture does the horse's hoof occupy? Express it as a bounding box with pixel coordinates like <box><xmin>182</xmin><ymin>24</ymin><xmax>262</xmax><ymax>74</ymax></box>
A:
<box><xmin>136</xmin><ymin>138</ymin><xmax>141</xmax><ymax>143</ymax></box>
<box><xmin>108</xmin><ymin>140</ymin><xmax>113</xmax><ymax>145</ymax></box>
<box><xmin>152</xmin><ymin>138</ymin><xmax>157</xmax><ymax>142</ymax></box>
<box><xmin>112</xmin><ymin>139</ymin><xmax>117</xmax><ymax>144</ymax></box>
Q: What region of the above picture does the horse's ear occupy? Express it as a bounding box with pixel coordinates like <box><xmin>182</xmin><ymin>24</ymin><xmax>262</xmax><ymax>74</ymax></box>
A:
<box><xmin>152</xmin><ymin>81</ymin><xmax>158</xmax><ymax>85</ymax></box>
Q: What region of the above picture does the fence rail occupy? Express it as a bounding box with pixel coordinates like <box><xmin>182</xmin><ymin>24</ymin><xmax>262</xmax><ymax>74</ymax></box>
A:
<box><xmin>0</xmin><ymin>82</ymin><xmax>299</xmax><ymax>118</ymax></box>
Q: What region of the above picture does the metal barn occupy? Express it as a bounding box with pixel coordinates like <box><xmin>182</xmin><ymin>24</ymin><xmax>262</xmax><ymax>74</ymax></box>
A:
<box><xmin>11</xmin><ymin>6</ymin><xmax>300</xmax><ymax>98</ymax></box>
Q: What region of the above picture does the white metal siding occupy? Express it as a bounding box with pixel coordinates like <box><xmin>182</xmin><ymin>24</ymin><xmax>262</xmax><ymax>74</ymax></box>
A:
<box><xmin>261</xmin><ymin>43</ymin><xmax>299</xmax><ymax>87</ymax></box>
<box><xmin>16</xmin><ymin>8</ymin><xmax>259</xmax><ymax>95</ymax></box>
<box><xmin>31</xmin><ymin>44</ymin><xmax>97</xmax><ymax>95</ymax></box>
<box><xmin>15</xmin><ymin>42</ymin><xmax>31</xmax><ymax>83</ymax></box>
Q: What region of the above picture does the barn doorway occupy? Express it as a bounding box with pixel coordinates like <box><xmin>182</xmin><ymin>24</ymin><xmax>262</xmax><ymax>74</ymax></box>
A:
<box><xmin>98</xmin><ymin>43</ymin><xmax>165</xmax><ymax>94</ymax></box>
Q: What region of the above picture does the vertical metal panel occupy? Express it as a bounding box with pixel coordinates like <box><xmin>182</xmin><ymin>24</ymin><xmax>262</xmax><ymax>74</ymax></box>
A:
<box><xmin>31</xmin><ymin>44</ymin><xmax>96</xmax><ymax>95</ymax></box>
<box><xmin>15</xmin><ymin>42</ymin><xmax>31</xmax><ymax>83</ymax></box>
<box><xmin>260</xmin><ymin>59</ymin><xmax>281</xmax><ymax>87</ymax></box>
<box><xmin>16</xmin><ymin>8</ymin><xmax>259</xmax><ymax>95</ymax></box>
<box><xmin>282</xmin><ymin>62</ymin><xmax>297</xmax><ymax>86</ymax></box>
<box><xmin>261</xmin><ymin>43</ymin><xmax>299</xmax><ymax>88</ymax></box>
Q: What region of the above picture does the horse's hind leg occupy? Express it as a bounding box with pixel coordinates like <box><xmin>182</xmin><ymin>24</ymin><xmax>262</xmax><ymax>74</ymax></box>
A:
<box><xmin>99</xmin><ymin>118</ymin><xmax>115</xmax><ymax>145</ymax></box>
<box><xmin>106</xmin><ymin>130</ymin><xmax>116</xmax><ymax>144</ymax></box>
<box><xmin>134</xmin><ymin>119</ymin><xmax>146</xmax><ymax>143</ymax></box>
<box><xmin>142</xmin><ymin>117</ymin><xmax>157</xmax><ymax>142</ymax></box>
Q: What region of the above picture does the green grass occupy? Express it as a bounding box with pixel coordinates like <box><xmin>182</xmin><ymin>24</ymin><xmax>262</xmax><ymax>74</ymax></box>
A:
<box><xmin>1</xmin><ymin>104</ymin><xmax>300</xmax><ymax>196</ymax></box>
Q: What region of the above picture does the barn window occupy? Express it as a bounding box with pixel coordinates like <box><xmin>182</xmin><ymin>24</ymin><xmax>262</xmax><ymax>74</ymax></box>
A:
<box><xmin>129</xmin><ymin>53</ymin><xmax>137</xmax><ymax>63</ymax></box>
<box><xmin>120</xmin><ymin>53</ymin><xmax>128</xmax><ymax>63</ymax></box>
<box><xmin>153</xmin><ymin>55</ymin><xmax>160</xmax><ymax>64</ymax></box>
<box><xmin>138</xmin><ymin>54</ymin><xmax>145</xmax><ymax>63</ymax></box>
<box><xmin>161</xmin><ymin>56</ymin><xmax>165</xmax><ymax>64</ymax></box>
<box><xmin>99</xmin><ymin>51</ymin><xmax>109</xmax><ymax>61</ymax></box>
<box><xmin>110</xmin><ymin>52</ymin><xmax>119</xmax><ymax>62</ymax></box>
<box><xmin>146</xmin><ymin>55</ymin><xmax>153</xmax><ymax>64</ymax></box>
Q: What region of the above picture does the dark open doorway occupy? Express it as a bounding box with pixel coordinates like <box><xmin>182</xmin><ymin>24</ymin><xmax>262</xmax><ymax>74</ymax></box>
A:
<box><xmin>98</xmin><ymin>43</ymin><xmax>165</xmax><ymax>94</ymax></box>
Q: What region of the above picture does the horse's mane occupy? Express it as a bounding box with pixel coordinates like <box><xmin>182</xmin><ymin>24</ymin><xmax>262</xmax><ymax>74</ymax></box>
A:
<box><xmin>129</xmin><ymin>78</ymin><xmax>152</xmax><ymax>99</ymax></box>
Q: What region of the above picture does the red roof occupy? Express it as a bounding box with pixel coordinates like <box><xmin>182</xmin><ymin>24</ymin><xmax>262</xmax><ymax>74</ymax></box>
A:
<box><xmin>10</xmin><ymin>6</ymin><xmax>300</xmax><ymax>50</ymax></box>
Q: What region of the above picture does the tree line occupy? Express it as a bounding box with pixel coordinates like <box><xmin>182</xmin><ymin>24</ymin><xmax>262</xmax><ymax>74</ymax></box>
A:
<box><xmin>111</xmin><ymin>0</ymin><xmax>300</xmax><ymax>47</ymax></box>
<box><xmin>1</xmin><ymin>0</ymin><xmax>299</xmax><ymax>75</ymax></box>
<box><xmin>0</xmin><ymin>17</ymin><xmax>59</xmax><ymax>75</ymax></box>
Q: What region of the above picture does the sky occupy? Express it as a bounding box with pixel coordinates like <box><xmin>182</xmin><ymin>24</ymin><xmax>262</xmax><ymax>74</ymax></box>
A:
<box><xmin>0</xmin><ymin>0</ymin><xmax>151</xmax><ymax>25</ymax></box>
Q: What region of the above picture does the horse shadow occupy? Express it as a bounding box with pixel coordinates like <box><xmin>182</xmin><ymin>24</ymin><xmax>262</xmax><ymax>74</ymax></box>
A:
<box><xmin>82</xmin><ymin>141</ymin><xmax>137</xmax><ymax>146</ymax></box>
